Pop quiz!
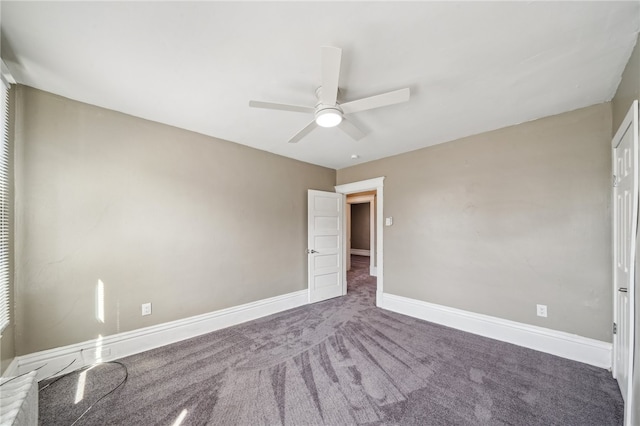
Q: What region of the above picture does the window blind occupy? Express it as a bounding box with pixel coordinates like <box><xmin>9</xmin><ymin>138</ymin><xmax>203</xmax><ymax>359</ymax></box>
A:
<box><xmin>0</xmin><ymin>80</ymin><xmax>10</xmax><ymax>333</ymax></box>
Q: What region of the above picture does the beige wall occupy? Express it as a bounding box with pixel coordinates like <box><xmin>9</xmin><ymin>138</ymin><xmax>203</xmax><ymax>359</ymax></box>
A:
<box><xmin>338</xmin><ymin>103</ymin><xmax>612</xmax><ymax>341</ymax></box>
<box><xmin>350</xmin><ymin>203</ymin><xmax>370</xmax><ymax>250</ymax></box>
<box><xmin>613</xmin><ymin>34</ymin><xmax>640</xmax><ymax>132</ymax></box>
<box><xmin>7</xmin><ymin>49</ymin><xmax>634</xmax><ymax>359</ymax></box>
<box><xmin>13</xmin><ymin>86</ymin><xmax>335</xmax><ymax>355</ymax></box>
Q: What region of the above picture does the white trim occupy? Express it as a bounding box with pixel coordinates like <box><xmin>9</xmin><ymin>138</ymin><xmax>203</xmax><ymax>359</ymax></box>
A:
<box><xmin>7</xmin><ymin>289</ymin><xmax>308</xmax><ymax>381</ymax></box>
<box><xmin>381</xmin><ymin>293</ymin><xmax>612</xmax><ymax>369</ymax></box>
<box><xmin>346</xmin><ymin>199</ymin><xmax>351</xmax><ymax>271</ymax></box>
<box><xmin>350</xmin><ymin>249</ymin><xmax>370</xmax><ymax>256</ymax></box>
<box><xmin>335</xmin><ymin>177</ymin><xmax>384</xmax><ymax>194</ymax></box>
<box><xmin>335</xmin><ymin>177</ymin><xmax>384</xmax><ymax>306</ymax></box>
<box><xmin>369</xmin><ymin>199</ymin><xmax>375</xmax><ymax>273</ymax></box>
<box><xmin>370</xmin><ymin>266</ymin><xmax>377</xmax><ymax>277</ymax></box>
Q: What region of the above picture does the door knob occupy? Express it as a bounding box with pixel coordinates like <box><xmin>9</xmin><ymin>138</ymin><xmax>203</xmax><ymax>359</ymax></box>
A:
<box><xmin>307</xmin><ymin>249</ymin><xmax>318</xmax><ymax>254</ymax></box>
<box><xmin>619</xmin><ymin>287</ymin><xmax>628</xmax><ymax>293</ymax></box>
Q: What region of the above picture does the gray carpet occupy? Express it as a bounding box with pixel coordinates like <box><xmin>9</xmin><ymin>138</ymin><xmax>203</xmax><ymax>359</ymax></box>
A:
<box><xmin>39</xmin><ymin>255</ymin><xmax>623</xmax><ymax>425</ymax></box>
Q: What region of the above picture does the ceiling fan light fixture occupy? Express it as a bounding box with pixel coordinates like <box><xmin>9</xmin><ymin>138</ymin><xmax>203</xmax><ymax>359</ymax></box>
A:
<box><xmin>248</xmin><ymin>46</ymin><xmax>411</xmax><ymax>144</ymax></box>
<box><xmin>315</xmin><ymin>108</ymin><xmax>342</xmax><ymax>128</ymax></box>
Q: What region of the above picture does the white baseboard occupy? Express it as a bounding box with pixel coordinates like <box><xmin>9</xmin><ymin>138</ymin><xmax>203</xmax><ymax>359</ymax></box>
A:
<box><xmin>370</xmin><ymin>266</ymin><xmax>377</xmax><ymax>276</ymax></box>
<box><xmin>381</xmin><ymin>293</ymin><xmax>612</xmax><ymax>369</ymax></box>
<box><xmin>350</xmin><ymin>249</ymin><xmax>370</xmax><ymax>256</ymax></box>
<box><xmin>7</xmin><ymin>289</ymin><xmax>308</xmax><ymax>381</ymax></box>
<box><xmin>376</xmin><ymin>291</ymin><xmax>383</xmax><ymax>308</ymax></box>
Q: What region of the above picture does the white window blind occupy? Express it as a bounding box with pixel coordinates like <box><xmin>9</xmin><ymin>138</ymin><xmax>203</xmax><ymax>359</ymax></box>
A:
<box><xmin>0</xmin><ymin>80</ymin><xmax>10</xmax><ymax>333</ymax></box>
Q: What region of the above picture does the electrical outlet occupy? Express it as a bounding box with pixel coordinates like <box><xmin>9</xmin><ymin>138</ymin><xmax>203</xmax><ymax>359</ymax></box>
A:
<box><xmin>536</xmin><ymin>304</ymin><xmax>547</xmax><ymax>318</ymax></box>
<box><xmin>141</xmin><ymin>302</ymin><xmax>152</xmax><ymax>316</ymax></box>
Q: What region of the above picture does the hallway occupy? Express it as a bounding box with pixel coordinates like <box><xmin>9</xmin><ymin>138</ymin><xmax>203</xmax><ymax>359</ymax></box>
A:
<box><xmin>347</xmin><ymin>254</ymin><xmax>374</xmax><ymax>297</ymax></box>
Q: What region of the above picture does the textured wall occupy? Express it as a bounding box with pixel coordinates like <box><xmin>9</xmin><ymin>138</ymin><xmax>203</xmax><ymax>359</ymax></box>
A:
<box><xmin>338</xmin><ymin>103</ymin><xmax>612</xmax><ymax>341</ymax></box>
<box><xmin>612</xmin><ymin>34</ymin><xmax>640</xmax><ymax>132</ymax></box>
<box><xmin>13</xmin><ymin>86</ymin><xmax>336</xmax><ymax>355</ymax></box>
<box><xmin>351</xmin><ymin>203</ymin><xmax>370</xmax><ymax>250</ymax></box>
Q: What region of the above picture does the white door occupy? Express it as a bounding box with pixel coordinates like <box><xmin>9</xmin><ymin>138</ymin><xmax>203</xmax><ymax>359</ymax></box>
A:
<box><xmin>613</xmin><ymin>100</ymin><xmax>638</xmax><ymax>410</ymax></box>
<box><xmin>308</xmin><ymin>190</ymin><xmax>345</xmax><ymax>303</ymax></box>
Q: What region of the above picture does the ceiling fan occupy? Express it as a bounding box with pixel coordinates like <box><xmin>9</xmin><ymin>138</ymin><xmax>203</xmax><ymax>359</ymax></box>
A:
<box><xmin>249</xmin><ymin>46</ymin><xmax>411</xmax><ymax>144</ymax></box>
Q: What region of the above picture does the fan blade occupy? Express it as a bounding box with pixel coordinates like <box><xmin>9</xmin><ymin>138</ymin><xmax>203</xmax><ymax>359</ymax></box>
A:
<box><xmin>249</xmin><ymin>100</ymin><xmax>315</xmax><ymax>114</ymax></box>
<box><xmin>340</xmin><ymin>88</ymin><xmax>410</xmax><ymax>114</ymax></box>
<box><xmin>338</xmin><ymin>117</ymin><xmax>365</xmax><ymax>141</ymax></box>
<box><xmin>321</xmin><ymin>46</ymin><xmax>342</xmax><ymax>106</ymax></box>
<box><xmin>288</xmin><ymin>119</ymin><xmax>318</xmax><ymax>144</ymax></box>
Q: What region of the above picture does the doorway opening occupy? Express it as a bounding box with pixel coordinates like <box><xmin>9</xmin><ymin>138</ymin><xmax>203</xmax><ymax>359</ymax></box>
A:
<box><xmin>347</xmin><ymin>191</ymin><xmax>376</xmax><ymax>275</ymax></box>
<box><xmin>335</xmin><ymin>177</ymin><xmax>385</xmax><ymax>307</ymax></box>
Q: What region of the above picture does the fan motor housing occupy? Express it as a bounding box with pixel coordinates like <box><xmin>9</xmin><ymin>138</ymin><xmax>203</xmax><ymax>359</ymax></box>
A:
<box><xmin>315</xmin><ymin>107</ymin><xmax>343</xmax><ymax>127</ymax></box>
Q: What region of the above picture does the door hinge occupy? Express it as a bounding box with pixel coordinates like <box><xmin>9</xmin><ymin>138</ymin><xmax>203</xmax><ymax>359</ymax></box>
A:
<box><xmin>613</xmin><ymin>322</ymin><xmax>617</xmax><ymax>335</ymax></box>
<box><xmin>613</xmin><ymin>174</ymin><xmax>619</xmax><ymax>187</ymax></box>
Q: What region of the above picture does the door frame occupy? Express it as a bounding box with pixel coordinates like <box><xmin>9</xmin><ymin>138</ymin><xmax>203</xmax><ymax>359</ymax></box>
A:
<box><xmin>346</xmin><ymin>193</ymin><xmax>376</xmax><ymax>275</ymax></box>
<box><xmin>612</xmin><ymin>99</ymin><xmax>638</xmax><ymax>425</ymax></box>
<box><xmin>335</xmin><ymin>177</ymin><xmax>385</xmax><ymax>306</ymax></box>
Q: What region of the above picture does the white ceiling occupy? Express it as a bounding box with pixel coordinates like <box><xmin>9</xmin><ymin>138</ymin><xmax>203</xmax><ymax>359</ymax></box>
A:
<box><xmin>2</xmin><ymin>2</ymin><xmax>639</xmax><ymax>169</ymax></box>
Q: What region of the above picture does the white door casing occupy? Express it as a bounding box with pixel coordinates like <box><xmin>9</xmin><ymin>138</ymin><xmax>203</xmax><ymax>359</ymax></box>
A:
<box><xmin>347</xmin><ymin>204</ymin><xmax>351</xmax><ymax>271</ymax></box>
<box><xmin>613</xmin><ymin>100</ymin><xmax>638</xmax><ymax>420</ymax></box>
<box><xmin>369</xmin><ymin>198</ymin><xmax>376</xmax><ymax>276</ymax></box>
<box><xmin>307</xmin><ymin>190</ymin><xmax>345</xmax><ymax>303</ymax></box>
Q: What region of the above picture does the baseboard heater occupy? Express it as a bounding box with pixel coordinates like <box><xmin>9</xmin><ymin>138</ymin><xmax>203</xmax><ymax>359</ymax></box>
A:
<box><xmin>0</xmin><ymin>370</ymin><xmax>38</xmax><ymax>425</ymax></box>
